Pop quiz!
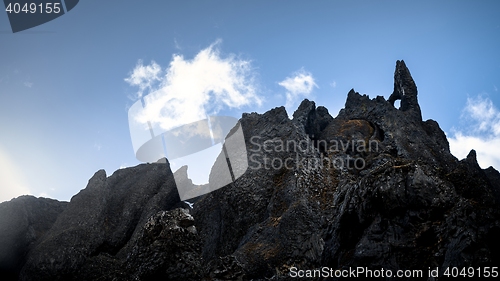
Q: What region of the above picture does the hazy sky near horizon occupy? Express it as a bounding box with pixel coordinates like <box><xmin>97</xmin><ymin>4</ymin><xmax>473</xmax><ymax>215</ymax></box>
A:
<box><xmin>1</xmin><ymin>0</ymin><xmax>500</xmax><ymax>203</ymax></box>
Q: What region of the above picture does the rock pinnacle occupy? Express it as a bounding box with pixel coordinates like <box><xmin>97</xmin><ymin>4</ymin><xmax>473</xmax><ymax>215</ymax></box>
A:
<box><xmin>388</xmin><ymin>60</ymin><xmax>422</xmax><ymax>120</ymax></box>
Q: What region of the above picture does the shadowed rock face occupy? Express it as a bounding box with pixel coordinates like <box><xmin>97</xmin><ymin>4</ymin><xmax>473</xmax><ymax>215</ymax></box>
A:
<box><xmin>0</xmin><ymin>196</ymin><xmax>67</xmax><ymax>281</ymax></box>
<box><xmin>18</xmin><ymin>162</ymin><xmax>188</xmax><ymax>281</ymax></box>
<box><xmin>1</xmin><ymin>60</ymin><xmax>499</xmax><ymax>280</ymax></box>
<box><xmin>194</xmin><ymin>60</ymin><xmax>500</xmax><ymax>279</ymax></box>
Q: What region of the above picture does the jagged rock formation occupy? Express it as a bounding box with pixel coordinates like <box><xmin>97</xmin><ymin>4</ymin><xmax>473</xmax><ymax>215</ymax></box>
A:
<box><xmin>1</xmin><ymin>60</ymin><xmax>499</xmax><ymax>280</ymax></box>
<box><xmin>18</xmin><ymin>162</ymin><xmax>188</xmax><ymax>281</ymax></box>
<box><xmin>387</xmin><ymin>60</ymin><xmax>422</xmax><ymax>120</ymax></box>
<box><xmin>0</xmin><ymin>196</ymin><xmax>67</xmax><ymax>280</ymax></box>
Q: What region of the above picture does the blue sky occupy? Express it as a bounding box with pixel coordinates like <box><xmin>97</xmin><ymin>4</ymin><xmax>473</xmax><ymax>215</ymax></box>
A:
<box><xmin>1</xmin><ymin>0</ymin><xmax>500</xmax><ymax>202</ymax></box>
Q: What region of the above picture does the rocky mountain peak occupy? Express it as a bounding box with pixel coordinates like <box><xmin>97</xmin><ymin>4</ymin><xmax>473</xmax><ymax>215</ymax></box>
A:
<box><xmin>1</xmin><ymin>60</ymin><xmax>499</xmax><ymax>280</ymax></box>
<box><xmin>466</xmin><ymin>149</ymin><xmax>478</xmax><ymax>163</ymax></box>
<box><xmin>388</xmin><ymin>59</ymin><xmax>422</xmax><ymax>120</ymax></box>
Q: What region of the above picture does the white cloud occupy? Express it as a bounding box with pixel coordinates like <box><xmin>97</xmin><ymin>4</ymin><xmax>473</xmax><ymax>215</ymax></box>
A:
<box><xmin>449</xmin><ymin>133</ymin><xmax>500</xmax><ymax>169</ymax></box>
<box><xmin>278</xmin><ymin>69</ymin><xmax>317</xmax><ymax>116</ymax></box>
<box><xmin>448</xmin><ymin>96</ymin><xmax>500</xmax><ymax>169</ymax></box>
<box><xmin>125</xmin><ymin>40</ymin><xmax>261</xmax><ymax>132</ymax></box>
<box><xmin>330</xmin><ymin>80</ymin><xmax>337</xmax><ymax>88</ymax></box>
<box><xmin>124</xmin><ymin>60</ymin><xmax>162</xmax><ymax>98</ymax></box>
<box><xmin>462</xmin><ymin>96</ymin><xmax>499</xmax><ymax>132</ymax></box>
<box><xmin>0</xmin><ymin>145</ymin><xmax>32</xmax><ymax>203</ymax></box>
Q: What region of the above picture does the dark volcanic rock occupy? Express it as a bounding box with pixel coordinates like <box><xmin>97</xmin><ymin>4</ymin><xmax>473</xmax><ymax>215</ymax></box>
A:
<box><xmin>2</xmin><ymin>60</ymin><xmax>499</xmax><ymax>280</ymax></box>
<box><xmin>484</xmin><ymin>165</ymin><xmax>500</xmax><ymax>204</ymax></box>
<box><xmin>293</xmin><ymin>99</ymin><xmax>334</xmax><ymax>141</ymax></box>
<box><xmin>123</xmin><ymin>208</ymin><xmax>202</xmax><ymax>280</ymax></box>
<box><xmin>194</xmin><ymin>60</ymin><xmax>500</xmax><ymax>280</ymax></box>
<box><xmin>75</xmin><ymin>208</ymin><xmax>203</xmax><ymax>281</ymax></box>
<box><xmin>388</xmin><ymin>60</ymin><xmax>422</xmax><ymax>120</ymax></box>
<box><xmin>194</xmin><ymin>104</ymin><xmax>335</xmax><ymax>278</ymax></box>
<box><xmin>0</xmin><ymin>196</ymin><xmax>67</xmax><ymax>281</ymax></box>
<box><xmin>19</xmin><ymin>161</ymin><xmax>185</xmax><ymax>281</ymax></box>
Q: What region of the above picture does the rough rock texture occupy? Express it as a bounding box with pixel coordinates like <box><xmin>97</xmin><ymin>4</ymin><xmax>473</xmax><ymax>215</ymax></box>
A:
<box><xmin>484</xmin><ymin>166</ymin><xmax>500</xmax><ymax>204</ymax></box>
<box><xmin>387</xmin><ymin>60</ymin><xmax>422</xmax><ymax>120</ymax></box>
<box><xmin>0</xmin><ymin>196</ymin><xmax>67</xmax><ymax>281</ymax></box>
<box><xmin>194</xmin><ymin>60</ymin><xmax>500</xmax><ymax>279</ymax></box>
<box><xmin>19</xmin><ymin>161</ymin><xmax>187</xmax><ymax>280</ymax></box>
<box><xmin>1</xmin><ymin>60</ymin><xmax>499</xmax><ymax>280</ymax></box>
<box><xmin>74</xmin><ymin>208</ymin><xmax>203</xmax><ymax>281</ymax></box>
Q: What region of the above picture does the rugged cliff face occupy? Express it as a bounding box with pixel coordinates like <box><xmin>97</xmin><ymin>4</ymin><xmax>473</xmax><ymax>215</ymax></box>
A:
<box><xmin>1</xmin><ymin>60</ymin><xmax>499</xmax><ymax>280</ymax></box>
